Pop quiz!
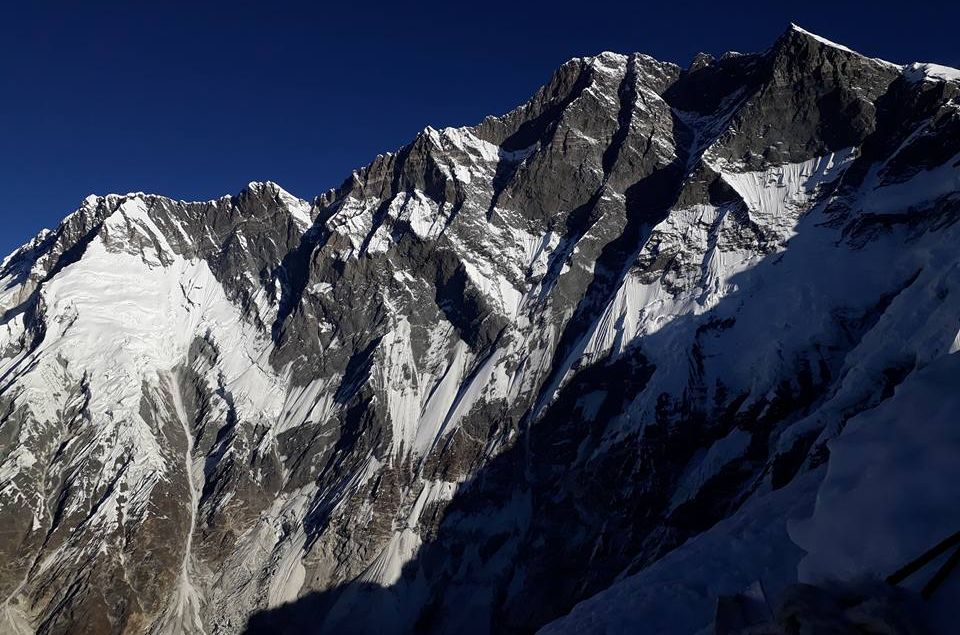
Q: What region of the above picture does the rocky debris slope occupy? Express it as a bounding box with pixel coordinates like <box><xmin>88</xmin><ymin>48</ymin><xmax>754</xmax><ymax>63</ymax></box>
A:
<box><xmin>1</xmin><ymin>24</ymin><xmax>959</xmax><ymax>635</ymax></box>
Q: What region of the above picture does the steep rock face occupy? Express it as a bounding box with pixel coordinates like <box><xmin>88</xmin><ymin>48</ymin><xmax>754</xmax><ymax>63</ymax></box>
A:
<box><xmin>1</xmin><ymin>25</ymin><xmax>959</xmax><ymax>635</ymax></box>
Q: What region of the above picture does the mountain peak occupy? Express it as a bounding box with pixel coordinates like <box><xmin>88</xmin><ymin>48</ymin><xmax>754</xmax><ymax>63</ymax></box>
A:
<box><xmin>774</xmin><ymin>22</ymin><xmax>902</xmax><ymax>71</ymax></box>
<box><xmin>786</xmin><ymin>23</ymin><xmax>856</xmax><ymax>53</ymax></box>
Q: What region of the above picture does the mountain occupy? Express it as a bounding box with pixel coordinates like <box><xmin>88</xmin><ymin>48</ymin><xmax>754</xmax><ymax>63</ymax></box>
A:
<box><xmin>2</xmin><ymin>24</ymin><xmax>959</xmax><ymax>635</ymax></box>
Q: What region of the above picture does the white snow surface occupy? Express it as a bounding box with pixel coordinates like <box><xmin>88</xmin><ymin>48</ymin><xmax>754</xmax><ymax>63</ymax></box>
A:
<box><xmin>576</xmin><ymin>149</ymin><xmax>857</xmax><ymax>375</ymax></box>
<box><xmin>669</xmin><ymin>428</ymin><xmax>752</xmax><ymax>511</ymax></box>
<box><xmin>0</xmin><ymin>196</ymin><xmax>294</xmax><ymax>632</ymax></box>
<box><xmin>789</xmin><ymin>23</ymin><xmax>856</xmax><ymax>54</ymax></box>
<box><xmin>860</xmin><ymin>151</ymin><xmax>960</xmax><ymax>214</ymax></box>
<box><xmin>905</xmin><ymin>62</ymin><xmax>960</xmax><ymax>83</ymax></box>
<box><xmin>541</xmin><ymin>472</ymin><xmax>821</xmax><ymax>635</ymax></box>
<box><xmin>791</xmin><ymin>352</ymin><xmax>960</xmax><ymax>628</ymax></box>
<box><xmin>542</xmin><ymin>143</ymin><xmax>960</xmax><ymax>633</ymax></box>
<box><xmin>545</xmin><ymin>338</ymin><xmax>959</xmax><ymax>635</ymax></box>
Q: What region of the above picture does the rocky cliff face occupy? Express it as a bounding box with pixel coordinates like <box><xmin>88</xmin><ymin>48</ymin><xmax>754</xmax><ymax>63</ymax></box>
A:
<box><xmin>1</xmin><ymin>25</ymin><xmax>959</xmax><ymax>635</ymax></box>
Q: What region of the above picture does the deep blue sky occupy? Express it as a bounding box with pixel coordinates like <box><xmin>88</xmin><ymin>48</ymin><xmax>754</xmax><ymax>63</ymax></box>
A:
<box><xmin>2</xmin><ymin>1</ymin><xmax>958</xmax><ymax>256</ymax></box>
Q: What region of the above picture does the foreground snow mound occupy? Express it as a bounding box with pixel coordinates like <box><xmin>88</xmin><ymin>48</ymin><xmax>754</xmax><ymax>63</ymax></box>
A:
<box><xmin>539</xmin><ymin>472</ymin><xmax>821</xmax><ymax>635</ymax></box>
<box><xmin>793</xmin><ymin>352</ymin><xmax>960</xmax><ymax>631</ymax></box>
<box><xmin>542</xmin><ymin>353</ymin><xmax>960</xmax><ymax>635</ymax></box>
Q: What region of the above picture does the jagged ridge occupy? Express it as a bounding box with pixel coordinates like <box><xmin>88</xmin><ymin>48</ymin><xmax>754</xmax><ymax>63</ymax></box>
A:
<box><xmin>1</xmin><ymin>24</ymin><xmax>959</xmax><ymax>635</ymax></box>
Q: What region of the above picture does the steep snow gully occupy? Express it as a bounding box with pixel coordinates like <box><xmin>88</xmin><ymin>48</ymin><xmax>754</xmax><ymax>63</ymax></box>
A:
<box><xmin>166</xmin><ymin>372</ymin><xmax>207</xmax><ymax>635</ymax></box>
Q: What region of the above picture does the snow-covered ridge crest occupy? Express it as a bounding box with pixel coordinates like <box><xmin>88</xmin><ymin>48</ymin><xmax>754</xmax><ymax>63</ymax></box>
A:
<box><xmin>788</xmin><ymin>23</ymin><xmax>858</xmax><ymax>54</ymax></box>
<box><xmin>4</xmin><ymin>181</ymin><xmax>313</xmax><ymax>265</ymax></box>
<box><xmin>786</xmin><ymin>22</ymin><xmax>903</xmax><ymax>70</ymax></box>
<box><xmin>904</xmin><ymin>62</ymin><xmax>960</xmax><ymax>83</ymax></box>
<box><xmin>788</xmin><ymin>21</ymin><xmax>960</xmax><ymax>84</ymax></box>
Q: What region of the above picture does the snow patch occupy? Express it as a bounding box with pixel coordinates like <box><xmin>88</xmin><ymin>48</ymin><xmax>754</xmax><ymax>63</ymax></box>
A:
<box><xmin>670</xmin><ymin>428</ymin><xmax>752</xmax><ymax>511</ymax></box>
<box><xmin>719</xmin><ymin>148</ymin><xmax>857</xmax><ymax>237</ymax></box>
<box><xmin>905</xmin><ymin>62</ymin><xmax>960</xmax><ymax>84</ymax></box>
<box><xmin>859</xmin><ymin>152</ymin><xmax>960</xmax><ymax>214</ymax></box>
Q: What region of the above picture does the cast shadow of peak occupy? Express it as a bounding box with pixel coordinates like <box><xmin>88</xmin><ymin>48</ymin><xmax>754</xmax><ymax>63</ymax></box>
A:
<box><xmin>243</xmin><ymin>580</ymin><xmax>403</xmax><ymax>635</ymax></box>
<box><xmin>242</xmin><ymin>69</ymin><xmax>933</xmax><ymax>635</ymax></box>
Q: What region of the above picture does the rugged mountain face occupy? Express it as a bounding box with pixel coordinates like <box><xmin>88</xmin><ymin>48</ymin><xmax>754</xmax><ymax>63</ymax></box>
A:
<box><xmin>1</xmin><ymin>24</ymin><xmax>959</xmax><ymax>635</ymax></box>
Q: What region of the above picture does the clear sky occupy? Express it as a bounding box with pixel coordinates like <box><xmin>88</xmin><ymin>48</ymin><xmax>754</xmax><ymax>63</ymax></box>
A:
<box><xmin>2</xmin><ymin>0</ymin><xmax>958</xmax><ymax>256</ymax></box>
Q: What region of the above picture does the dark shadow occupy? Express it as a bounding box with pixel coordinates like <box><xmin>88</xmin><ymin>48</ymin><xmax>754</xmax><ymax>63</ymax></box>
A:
<box><xmin>242</xmin><ymin>57</ymin><xmax>951</xmax><ymax>635</ymax></box>
<box><xmin>245</xmin><ymin>583</ymin><xmax>393</xmax><ymax>634</ymax></box>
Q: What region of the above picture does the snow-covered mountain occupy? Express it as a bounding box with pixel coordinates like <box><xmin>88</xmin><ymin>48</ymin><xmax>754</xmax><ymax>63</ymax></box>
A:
<box><xmin>2</xmin><ymin>24</ymin><xmax>959</xmax><ymax>635</ymax></box>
